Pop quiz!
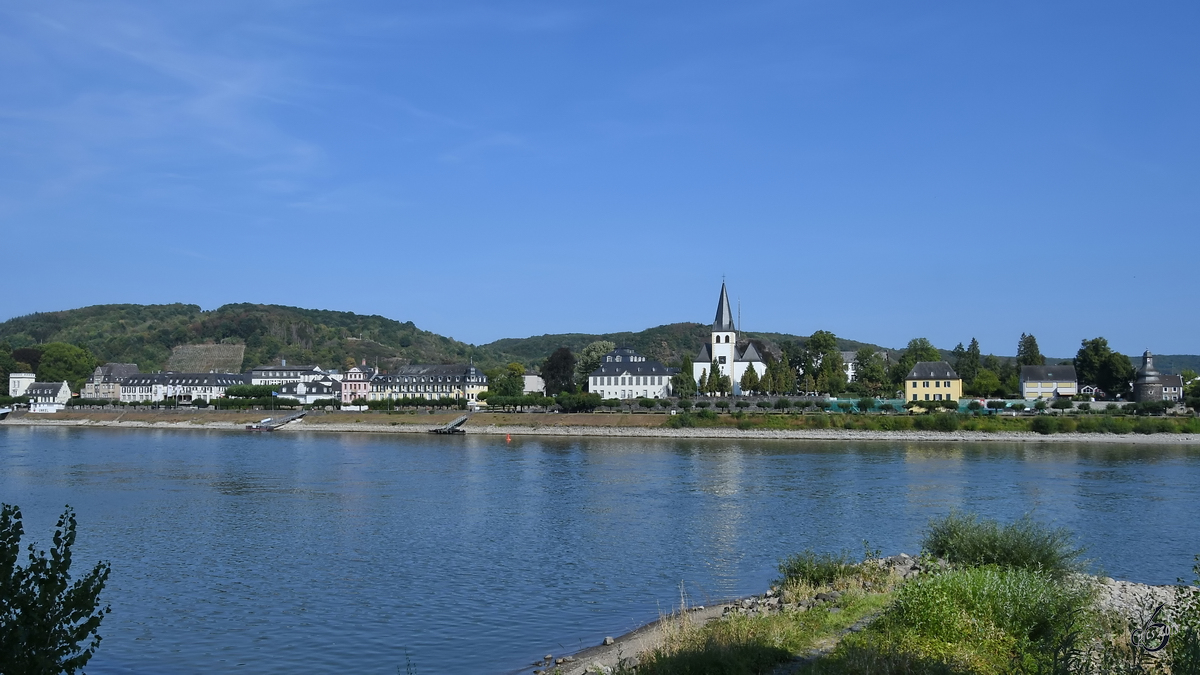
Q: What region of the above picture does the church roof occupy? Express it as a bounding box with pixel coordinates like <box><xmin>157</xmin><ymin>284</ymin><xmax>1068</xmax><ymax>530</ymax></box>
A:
<box><xmin>713</xmin><ymin>283</ymin><xmax>735</xmax><ymax>332</ymax></box>
<box><xmin>737</xmin><ymin>341</ymin><xmax>766</xmax><ymax>363</ymax></box>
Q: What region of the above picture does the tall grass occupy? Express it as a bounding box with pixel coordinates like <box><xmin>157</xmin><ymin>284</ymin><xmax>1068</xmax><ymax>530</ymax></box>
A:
<box><xmin>802</xmin><ymin>566</ymin><xmax>1097</xmax><ymax>675</ymax></box>
<box><xmin>921</xmin><ymin>512</ymin><xmax>1085</xmax><ymax>578</ymax></box>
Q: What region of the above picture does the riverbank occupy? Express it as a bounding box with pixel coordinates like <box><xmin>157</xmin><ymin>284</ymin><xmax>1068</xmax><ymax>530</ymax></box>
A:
<box><xmin>5</xmin><ymin>410</ymin><xmax>1200</xmax><ymax>444</ymax></box>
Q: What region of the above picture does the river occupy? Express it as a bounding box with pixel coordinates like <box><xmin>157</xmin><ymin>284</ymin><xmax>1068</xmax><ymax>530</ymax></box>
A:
<box><xmin>1</xmin><ymin>426</ymin><xmax>1198</xmax><ymax>674</ymax></box>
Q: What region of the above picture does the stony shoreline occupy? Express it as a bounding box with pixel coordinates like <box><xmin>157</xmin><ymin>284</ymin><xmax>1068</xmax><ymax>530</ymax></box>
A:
<box><xmin>5</xmin><ymin>415</ymin><xmax>1200</xmax><ymax>444</ymax></box>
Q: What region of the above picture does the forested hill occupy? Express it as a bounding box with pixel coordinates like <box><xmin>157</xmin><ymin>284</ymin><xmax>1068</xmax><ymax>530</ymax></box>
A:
<box><xmin>0</xmin><ymin>303</ymin><xmax>492</xmax><ymax>372</ymax></box>
<box><xmin>480</xmin><ymin>323</ymin><xmax>888</xmax><ymax>367</ymax></box>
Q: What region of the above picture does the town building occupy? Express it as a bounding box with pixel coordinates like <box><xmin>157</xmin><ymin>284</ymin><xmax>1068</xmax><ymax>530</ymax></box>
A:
<box><xmin>523</xmin><ymin>374</ymin><xmax>546</xmax><ymax>396</ymax></box>
<box><xmin>1161</xmin><ymin>375</ymin><xmax>1185</xmax><ymax>402</ymax></box>
<box><xmin>26</xmin><ymin>381</ymin><xmax>72</xmax><ymax>413</ymax></box>
<box><xmin>590</xmin><ymin>347</ymin><xmax>675</xmax><ymax>400</ymax></box>
<box><xmin>8</xmin><ymin>372</ymin><xmax>35</xmax><ymax>398</ymax></box>
<box><xmin>905</xmin><ymin>362</ymin><xmax>962</xmax><ymax>402</ymax></box>
<box><xmin>367</xmin><ymin>364</ymin><xmax>488</xmax><ymax>403</ymax></box>
<box><xmin>692</xmin><ymin>283</ymin><xmax>768</xmax><ymax>395</ymax></box>
<box><xmin>341</xmin><ymin>364</ymin><xmax>377</xmax><ymax>404</ymax></box>
<box><xmin>249</xmin><ymin>363</ymin><xmax>326</xmax><ymax>386</ymax></box>
<box><xmin>82</xmin><ymin>363</ymin><xmax>140</xmax><ymax>400</ymax></box>
<box><xmin>278</xmin><ymin>377</ymin><xmax>342</xmax><ymax>405</ymax></box>
<box><xmin>119</xmin><ymin>372</ymin><xmax>249</xmax><ymax>403</ymax></box>
<box><xmin>1019</xmin><ymin>365</ymin><xmax>1078</xmax><ymax>400</ymax></box>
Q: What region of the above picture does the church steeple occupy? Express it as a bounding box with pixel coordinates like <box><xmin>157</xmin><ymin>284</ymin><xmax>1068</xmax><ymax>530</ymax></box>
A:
<box><xmin>713</xmin><ymin>282</ymin><xmax>735</xmax><ymax>332</ymax></box>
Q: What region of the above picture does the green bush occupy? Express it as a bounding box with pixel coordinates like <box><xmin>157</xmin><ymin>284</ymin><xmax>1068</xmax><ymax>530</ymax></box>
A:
<box><xmin>639</xmin><ymin>398</ymin><xmax>657</xmax><ymax>410</ymax></box>
<box><xmin>735</xmin><ymin>400</ymin><xmax>749</xmax><ymax>409</ymax></box>
<box><xmin>695</xmin><ymin>401</ymin><xmax>710</xmax><ymax>409</ymax></box>
<box><xmin>914</xmin><ymin>413</ymin><xmax>959</xmax><ymax>432</ymax></box>
<box><xmin>715</xmin><ymin>400</ymin><xmax>729</xmax><ymax>410</ymax></box>
<box><xmin>1030</xmin><ymin>416</ymin><xmax>1058</xmax><ymax>435</ymax></box>
<box><xmin>774</xmin><ymin>398</ymin><xmax>791</xmax><ymax>410</ymax></box>
<box><xmin>857</xmin><ymin>397</ymin><xmax>875</xmax><ymax>413</ymax></box>
<box><xmin>677</xmin><ymin>399</ymin><xmax>693</xmax><ymax>411</ymax></box>
<box><xmin>1103</xmin><ymin>417</ymin><xmax>1134</xmax><ymax>434</ymax></box>
<box><xmin>921</xmin><ymin>511</ymin><xmax>1085</xmax><ymax>578</ymax></box>
<box><xmin>1078</xmin><ymin>402</ymin><xmax>1091</xmax><ymax>412</ymax></box>
<box><xmin>808</xmin><ymin>414</ymin><xmax>830</xmax><ymax>429</ymax></box>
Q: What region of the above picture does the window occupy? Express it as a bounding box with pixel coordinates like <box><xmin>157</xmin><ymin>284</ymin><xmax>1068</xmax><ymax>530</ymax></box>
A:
<box><xmin>935</xmin><ymin>381</ymin><xmax>940</xmax><ymax>388</ymax></box>
<box><xmin>925</xmin><ymin>394</ymin><xmax>930</xmax><ymax>401</ymax></box>
<box><xmin>911</xmin><ymin>381</ymin><xmax>917</xmax><ymax>388</ymax></box>
<box><xmin>912</xmin><ymin>393</ymin><xmax>918</xmax><ymax>401</ymax></box>
<box><xmin>719</xmin><ymin>356</ymin><xmax>727</xmax><ymax>364</ymax></box>
<box><xmin>923</xmin><ymin>381</ymin><xmax>929</xmax><ymax>388</ymax></box>
<box><xmin>935</xmin><ymin>394</ymin><xmax>942</xmax><ymax>401</ymax></box>
<box><xmin>945</xmin><ymin>381</ymin><xmax>951</xmax><ymax>388</ymax></box>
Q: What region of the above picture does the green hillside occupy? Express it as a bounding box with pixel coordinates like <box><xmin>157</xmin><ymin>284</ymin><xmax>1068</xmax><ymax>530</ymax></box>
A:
<box><xmin>0</xmin><ymin>303</ymin><xmax>496</xmax><ymax>373</ymax></box>
<box><xmin>481</xmin><ymin>323</ymin><xmax>890</xmax><ymax>367</ymax></box>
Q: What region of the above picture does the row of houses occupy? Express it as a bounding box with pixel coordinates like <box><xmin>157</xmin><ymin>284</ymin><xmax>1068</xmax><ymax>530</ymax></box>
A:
<box><xmin>903</xmin><ymin>353</ymin><xmax>1185</xmax><ymax>403</ymax></box>
<box><xmin>7</xmin><ymin>358</ymin><xmax>493</xmax><ymax>412</ymax></box>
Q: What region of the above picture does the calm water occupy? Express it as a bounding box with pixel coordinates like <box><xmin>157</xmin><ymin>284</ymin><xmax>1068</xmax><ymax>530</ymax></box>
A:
<box><xmin>1</xmin><ymin>427</ymin><xmax>1199</xmax><ymax>674</ymax></box>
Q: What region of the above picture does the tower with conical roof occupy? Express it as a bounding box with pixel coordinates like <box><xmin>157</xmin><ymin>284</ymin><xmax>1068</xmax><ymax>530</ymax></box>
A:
<box><xmin>692</xmin><ymin>282</ymin><xmax>765</xmax><ymax>395</ymax></box>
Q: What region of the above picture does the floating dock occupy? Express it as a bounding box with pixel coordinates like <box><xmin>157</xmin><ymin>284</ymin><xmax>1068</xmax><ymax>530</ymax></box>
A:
<box><xmin>430</xmin><ymin>415</ymin><xmax>469</xmax><ymax>434</ymax></box>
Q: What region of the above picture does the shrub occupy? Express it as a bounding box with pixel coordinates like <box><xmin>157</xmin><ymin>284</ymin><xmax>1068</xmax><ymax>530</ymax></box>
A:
<box><xmin>1103</xmin><ymin>416</ymin><xmax>1134</xmax><ymax>434</ymax></box>
<box><xmin>677</xmin><ymin>399</ymin><xmax>693</xmax><ymax>411</ymax></box>
<box><xmin>1034</xmin><ymin>400</ymin><xmax>1048</xmax><ymax>411</ymax></box>
<box><xmin>915</xmin><ymin>413</ymin><xmax>959</xmax><ymax>432</ymax></box>
<box><xmin>986</xmin><ymin>400</ymin><xmax>1007</xmax><ymax>412</ymax></box>
<box><xmin>774</xmin><ymin>398</ymin><xmax>791</xmax><ymax>410</ymax></box>
<box><xmin>658</xmin><ymin>399</ymin><xmax>673</xmax><ymax>409</ymax></box>
<box><xmin>757</xmin><ymin>400</ymin><xmax>771</xmax><ymax>409</ymax></box>
<box><xmin>695</xmin><ymin>401</ymin><xmax>710</xmax><ymax>409</ymax></box>
<box><xmin>0</xmin><ymin>504</ymin><xmax>111</xmax><ymax>674</ymax></box>
<box><xmin>879</xmin><ymin>403</ymin><xmax>895</xmax><ymax>413</ymax></box>
<box><xmin>921</xmin><ymin>511</ymin><xmax>1085</xmax><ymax>577</ymax></box>
<box><xmin>1011</xmin><ymin>403</ymin><xmax>1027</xmax><ymax>412</ymax></box>
<box><xmin>857</xmin><ymin>397</ymin><xmax>875</xmax><ymax>413</ymax></box>
<box><xmin>967</xmin><ymin>400</ymin><xmax>982</xmax><ymax>412</ymax></box>
<box><xmin>715</xmin><ymin>400</ymin><xmax>729</xmax><ymax>410</ymax></box>
<box><xmin>192</xmin><ymin>399</ymin><xmax>208</xmax><ymax>408</ymax></box>
<box><xmin>1106</xmin><ymin>403</ymin><xmax>1120</xmax><ymax>412</ymax></box>
<box><xmin>1078</xmin><ymin>402</ymin><xmax>1091</xmax><ymax>412</ymax></box>
<box><xmin>735</xmin><ymin>400</ymin><xmax>749</xmax><ymax>409</ymax></box>
<box><xmin>638</xmin><ymin>398</ymin><xmax>657</xmax><ymax>410</ymax></box>
<box><xmin>837</xmin><ymin>402</ymin><xmax>853</xmax><ymax>413</ymax></box>
<box><xmin>1051</xmin><ymin>399</ymin><xmax>1073</xmax><ymax>411</ymax></box>
<box><xmin>1030</xmin><ymin>416</ymin><xmax>1058</xmax><ymax>435</ymax></box>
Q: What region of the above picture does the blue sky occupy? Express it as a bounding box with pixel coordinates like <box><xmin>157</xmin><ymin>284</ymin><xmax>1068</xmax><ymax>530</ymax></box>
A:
<box><xmin>2</xmin><ymin>1</ymin><xmax>1197</xmax><ymax>357</ymax></box>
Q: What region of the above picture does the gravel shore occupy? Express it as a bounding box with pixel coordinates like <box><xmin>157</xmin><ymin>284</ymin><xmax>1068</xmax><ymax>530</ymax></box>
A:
<box><xmin>6</xmin><ymin>415</ymin><xmax>1200</xmax><ymax>444</ymax></box>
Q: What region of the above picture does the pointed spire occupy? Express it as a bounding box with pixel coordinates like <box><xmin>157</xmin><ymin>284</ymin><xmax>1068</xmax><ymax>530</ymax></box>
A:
<box><xmin>713</xmin><ymin>282</ymin><xmax>735</xmax><ymax>332</ymax></box>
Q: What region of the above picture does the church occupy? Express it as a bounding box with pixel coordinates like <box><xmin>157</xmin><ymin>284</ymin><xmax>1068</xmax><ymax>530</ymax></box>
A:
<box><xmin>692</xmin><ymin>283</ymin><xmax>768</xmax><ymax>395</ymax></box>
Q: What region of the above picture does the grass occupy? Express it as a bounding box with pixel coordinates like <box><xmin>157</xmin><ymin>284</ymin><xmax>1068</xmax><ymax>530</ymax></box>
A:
<box><xmin>637</xmin><ymin>590</ymin><xmax>894</xmax><ymax>675</ymax></box>
<box><xmin>799</xmin><ymin>566</ymin><xmax>1097</xmax><ymax>675</ymax></box>
<box><xmin>921</xmin><ymin>512</ymin><xmax>1085</xmax><ymax>578</ymax></box>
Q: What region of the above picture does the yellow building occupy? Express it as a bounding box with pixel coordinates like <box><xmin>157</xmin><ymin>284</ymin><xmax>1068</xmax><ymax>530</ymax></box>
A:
<box><xmin>905</xmin><ymin>361</ymin><xmax>963</xmax><ymax>402</ymax></box>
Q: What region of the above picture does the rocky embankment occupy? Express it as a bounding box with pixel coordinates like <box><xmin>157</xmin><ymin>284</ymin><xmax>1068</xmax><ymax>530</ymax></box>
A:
<box><xmin>534</xmin><ymin>554</ymin><xmax>1193</xmax><ymax>675</ymax></box>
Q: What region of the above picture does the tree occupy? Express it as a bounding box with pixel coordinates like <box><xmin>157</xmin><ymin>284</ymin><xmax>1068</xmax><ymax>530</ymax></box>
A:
<box><xmin>853</xmin><ymin>348</ymin><xmax>887</xmax><ymax>396</ymax></box>
<box><xmin>1016</xmin><ymin>333</ymin><xmax>1045</xmax><ymax>367</ymax></box>
<box><xmin>574</xmin><ymin>341</ymin><xmax>616</xmax><ymax>390</ymax></box>
<box><xmin>486</xmin><ymin>363</ymin><xmax>526</xmax><ymax>397</ymax></box>
<box><xmin>36</xmin><ymin>343</ymin><xmax>98</xmax><ymax>393</ymax></box>
<box><xmin>953</xmin><ymin>339</ymin><xmax>981</xmax><ymax>387</ymax></box>
<box><xmin>707</xmin><ymin>359</ymin><xmax>723</xmax><ymax>396</ymax></box>
<box><xmin>540</xmin><ymin>347</ymin><xmax>576</xmax><ymax>395</ymax></box>
<box><xmin>697</xmin><ymin>368</ymin><xmax>708</xmax><ymax>395</ymax></box>
<box><xmin>1</xmin><ymin>504</ymin><xmax>111</xmax><ymax>675</ymax></box>
<box><xmin>1074</xmin><ymin>338</ymin><xmax>1135</xmax><ymax>399</ymax></box>
<box><xmin>671</xmin><ymin>354</ymin><xmax>697</xmax><ymax>398</ymax></box>
<box><xmin>890</xmin><ymin>337</ymin><xmax>941</xmax><ymax>386</ymax></box>
<box><xmin>0</xmin><ymin>344</ymin><xmax>19</xmax><ymax>396</ymax></box>
<box><xmin>972</xmin><ymin>369</ymin><xmax>1002</xmax><ymax>398</ymax></box>
<box><xmin>739</xmin><ymin>363</ymin><xmax>760</xmax><ymax>395</ymax></box>
<box><xmin>801</xmin><ymin>330</ymin><xmax>846</xmax><ymax>395</ymax></box>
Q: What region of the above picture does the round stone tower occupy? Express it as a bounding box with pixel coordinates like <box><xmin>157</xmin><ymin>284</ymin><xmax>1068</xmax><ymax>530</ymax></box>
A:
<box><xmin>1134</xmin><ymin>350</ymin><xmax>1164</xmax><ymax>403</ymax></box>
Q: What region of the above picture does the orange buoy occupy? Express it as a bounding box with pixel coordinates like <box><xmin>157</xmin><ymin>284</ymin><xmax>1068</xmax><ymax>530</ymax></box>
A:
<box><xmin>506</xmin><ymin>434</ymin><xmax>512</xmax><ymax>443</ymax></box>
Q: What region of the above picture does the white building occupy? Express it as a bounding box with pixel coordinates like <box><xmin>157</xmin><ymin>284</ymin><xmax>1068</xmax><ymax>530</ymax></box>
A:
<box><xmin>249</xmin><ymin>363</ymin><xmax>326</xmax><ymax>386</ymax></box>
<box><xmin>26</xmin><ymin>381</ymin><xmax>72</xmax><ymax>412</ymax></box>
<box><xmin>82</xmin><ymin>363</ymin><xmax>139</xmax><ymax>400</ymax></box>
<box><xmin>366</xmin><ymin>364</ymin><xmax>488</xmax><ymax>403</ymax></box>
<box><xmin>119</xmin><ymin>372</ymin><xmax>249</xmax><ymax>403</ymax></box>
<box><xmin>8</xmin><ymin>372</ymin><xmax>36</xmax><ymax>398</ymax></box>
<box><xmin>589</xmin><ymin>347</ymin><xmax>675</xmax><ymax>400</ymax></box>
<box><xmin>692</xmin><ymin>283</ymin><xmax>768</xmax><ymax>395</ymax></box>
<box><xmin>523</xmin><ymin>374</ymin><xmax>546</xmax><ymax>396</ymax></box>
<box><xmin>278</xmin><ymin>377</ymin><xmax>342</xmax><ymax>405</ymax></box>
<box><xmin>1020</xmin><ymin>365</ymin><xmax>1078</xmax><ymax>400</ymax></box>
